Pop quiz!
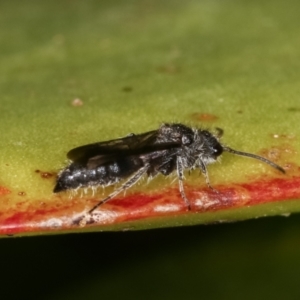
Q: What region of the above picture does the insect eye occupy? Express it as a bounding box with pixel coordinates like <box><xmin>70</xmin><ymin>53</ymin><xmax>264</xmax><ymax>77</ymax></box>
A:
<box><xmin>213</xmin><ymin>143</ymin><xmax>223</xmax><ymax>157</ymax></box>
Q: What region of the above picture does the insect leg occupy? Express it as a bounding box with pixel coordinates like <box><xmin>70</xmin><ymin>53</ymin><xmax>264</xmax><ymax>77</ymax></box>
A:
<box><xmin>87</xmin><ymin>163</ymin><xmax>150</xmax><ymax>215</ymax></box>
<box><xmin>176</xmin><ymin>156</ymin><xmax>191</xmax><ymax>210</ymax></box>
<box><xmin>198</xmin><ymin>160</ymin><xmax>219</xmax><ymax>193</ymax></box>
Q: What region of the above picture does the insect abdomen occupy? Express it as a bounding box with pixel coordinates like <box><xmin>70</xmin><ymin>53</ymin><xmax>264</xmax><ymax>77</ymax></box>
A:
<box><xmin>53</xmin><ymin>157</ymin><xmax>143</xmax><ymax>193</ymax></box>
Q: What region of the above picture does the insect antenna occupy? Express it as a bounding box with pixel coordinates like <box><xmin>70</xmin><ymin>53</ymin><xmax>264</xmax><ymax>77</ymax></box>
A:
<box><xmin>222</xmin><ymin>146</ymin><xmax>285</xmax><ymax>174</ymax></box>
<box><xmin>215</xmin><ymin>127</ymin><xmax>224</xmax><ymax>138</ymax></box>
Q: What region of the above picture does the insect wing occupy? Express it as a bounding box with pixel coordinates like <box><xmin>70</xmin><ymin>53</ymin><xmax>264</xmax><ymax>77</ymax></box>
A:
<box><xmin>86</xmin><ymin>144</ymin><xmax>179</xmax><ymax>170</ymax></box>
<box><xmin>67</xmin><ymin>129</ymin><xmax>182</xmax><ymax>168</ymax></box>
<box><xmin>67</xmin><ymin>130</ymin><xmax>159</xmax><ymax>165</ymax></box>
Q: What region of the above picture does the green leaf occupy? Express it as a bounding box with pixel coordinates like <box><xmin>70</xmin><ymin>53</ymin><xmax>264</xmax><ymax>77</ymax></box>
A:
<box><xmin>0</xmin><ymin>0</ymin><xmax>299</xmax><ymax>236</ymax></box>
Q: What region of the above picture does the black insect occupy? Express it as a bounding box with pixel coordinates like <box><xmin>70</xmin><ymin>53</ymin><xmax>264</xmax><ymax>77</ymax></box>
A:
<box><xmin>54</xmin><ymin>123</ymin><xmax>285</xmax><ymax>216</ymax></box>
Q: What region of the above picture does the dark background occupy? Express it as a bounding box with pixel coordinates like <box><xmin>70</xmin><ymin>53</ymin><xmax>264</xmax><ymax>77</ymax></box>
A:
<box><xmin>3</xmin><ymin>215</ymin><xmax>300</xmax><ymax>300</ymax></box>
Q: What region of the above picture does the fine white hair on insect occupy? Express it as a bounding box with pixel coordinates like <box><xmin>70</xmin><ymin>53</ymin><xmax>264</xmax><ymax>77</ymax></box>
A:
<box><xmin>53</xmin><ymin>123</ymin><xmax>285</xmax><ymax>224</ymax></box>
